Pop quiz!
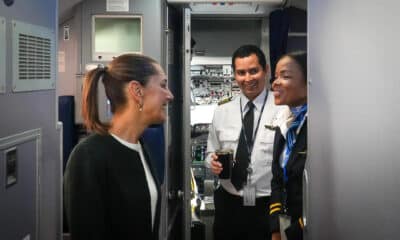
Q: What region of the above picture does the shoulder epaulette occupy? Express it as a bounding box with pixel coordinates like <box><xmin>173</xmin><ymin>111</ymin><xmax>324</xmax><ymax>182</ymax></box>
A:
<box><xmin>269</xmin><ymin>202</ymin><xmax>282</xmax><ymax>215</ymax></box>
<box><xmin>218</xmin><ymin>97</ymin><xmax>232</xmax><ymax>105</ymax></box>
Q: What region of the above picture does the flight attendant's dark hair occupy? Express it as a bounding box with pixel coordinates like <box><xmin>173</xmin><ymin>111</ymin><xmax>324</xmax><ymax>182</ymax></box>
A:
<box><xmin>278</xmin><ymin>51</ymin><xmax>307</xmax><ymax>81</ymax></box>
<box><xmin>81</xmin><ymin>54</ymin><xmax>159</xmax><ymax>134</ymax></box>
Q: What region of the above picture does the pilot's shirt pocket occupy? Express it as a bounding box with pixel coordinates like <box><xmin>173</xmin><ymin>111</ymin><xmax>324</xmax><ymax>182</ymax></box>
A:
<box><xmin>218</xmin><ymin>129</ymin><xmax>239</xmax><ymax>152</ymax></box>
<box><xmin>256</xmin><ymin>131</ymin><xmax>275</xmax><ymax>165</ymax></box>
<box><xmin>258</xmin><ymin>131</ymin><xmax>274</xmax><ymax>144</ymax></box>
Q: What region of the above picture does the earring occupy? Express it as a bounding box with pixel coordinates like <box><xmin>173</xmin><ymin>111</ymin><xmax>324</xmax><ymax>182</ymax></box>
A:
<box><xmin>139</xmin><ymin>103</ymin><xmax>143</xmax><ymax>112</ymax></box>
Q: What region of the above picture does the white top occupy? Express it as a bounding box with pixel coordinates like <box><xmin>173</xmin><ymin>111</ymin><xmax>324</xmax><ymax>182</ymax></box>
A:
<box><xmin>206</xmin><ymin>89</ymin><xmax>288</xmax><ymax>197</ymax></box>
<box><xmin>111</xmin><ymin>134</ymin><xmax>158</xmax><ymax>230</ymax></box>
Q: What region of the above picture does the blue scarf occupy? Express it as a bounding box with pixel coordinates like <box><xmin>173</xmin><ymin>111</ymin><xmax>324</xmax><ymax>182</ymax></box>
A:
<box><xmin>282</xmin><ymin>104</ymin><xmax>307</xmax><ymax>182</ymax></box>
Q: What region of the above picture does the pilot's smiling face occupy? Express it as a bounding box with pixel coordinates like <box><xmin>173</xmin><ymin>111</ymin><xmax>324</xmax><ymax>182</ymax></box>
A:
<box><xmin>234</xmin><ymin>54</ymin><xmax>267</xmax><ymax>101</ymax></box>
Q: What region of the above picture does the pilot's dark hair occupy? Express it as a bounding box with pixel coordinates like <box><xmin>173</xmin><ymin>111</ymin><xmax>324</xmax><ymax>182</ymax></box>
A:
<box><xmin>231</xmin><ymin>45</ymin><xmax>267</xmax><ymax>71</ymax></box>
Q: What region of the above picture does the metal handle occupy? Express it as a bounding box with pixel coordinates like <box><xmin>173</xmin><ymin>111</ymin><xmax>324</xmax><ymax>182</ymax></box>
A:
<box><xmin>302</xmin><ymin>169</ymin><xmax>310</xmax><ymax>230</ymax></box>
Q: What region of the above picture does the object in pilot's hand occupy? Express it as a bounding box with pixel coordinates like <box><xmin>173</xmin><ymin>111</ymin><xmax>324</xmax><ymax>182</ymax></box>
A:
<box><xmin>215</xmin><ymin>149</ymin><xmax>233</xmax><ymax>179</ymax></box>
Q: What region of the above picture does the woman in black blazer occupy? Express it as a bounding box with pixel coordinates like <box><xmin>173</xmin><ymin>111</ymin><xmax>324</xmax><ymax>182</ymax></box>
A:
<box><xmin>269</xmin><ymin>52</ymin><xmax>307</xmax><ymax>240</ymax></box>
<box><xmin>64</xmin><ymin>54</ymin><xmax>174</xmax><ymax>240</ymax></box>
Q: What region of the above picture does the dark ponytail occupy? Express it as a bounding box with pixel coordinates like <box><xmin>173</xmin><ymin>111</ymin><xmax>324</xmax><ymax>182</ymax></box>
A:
<box><xmin>81</xmin><ymin>68</ymin><xmax>110</xmax><ymax>134</ymax></box>
<box><xmin>81</xmin><ymin>54</ymin><xmax>159</xmax><ymax>134</ymax></box>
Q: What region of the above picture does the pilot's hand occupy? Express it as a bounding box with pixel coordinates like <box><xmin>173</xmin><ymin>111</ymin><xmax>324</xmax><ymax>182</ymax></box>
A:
<box><xmin>210</xmin><ymin>153</ymin><xmax>223</xmax><ymax>175</ymax></box>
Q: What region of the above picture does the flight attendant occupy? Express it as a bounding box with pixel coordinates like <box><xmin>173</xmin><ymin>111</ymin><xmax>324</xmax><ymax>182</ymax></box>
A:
<box><xmin>269</xmin><ymin>51</ymin><xmax>307</xmax><ymax>240</ymax></box>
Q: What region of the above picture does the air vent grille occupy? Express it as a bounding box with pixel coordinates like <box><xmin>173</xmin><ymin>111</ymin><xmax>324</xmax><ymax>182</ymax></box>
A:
<box><xmin>18</xmin><ymin>33</ymin><xmax>51</xmax><ymax>80</ymax></box>
<box><xmin>12</xmin><ymin>20</ymin><xmax>55</xmax><ymax>92</ymax></box>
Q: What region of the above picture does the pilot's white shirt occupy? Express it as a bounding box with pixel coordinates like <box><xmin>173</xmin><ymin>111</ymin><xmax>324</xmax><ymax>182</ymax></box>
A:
<box><xmin>206</xmin><ymin>89</ymin><xmax>287</xmax><ymax>197</ymax></box>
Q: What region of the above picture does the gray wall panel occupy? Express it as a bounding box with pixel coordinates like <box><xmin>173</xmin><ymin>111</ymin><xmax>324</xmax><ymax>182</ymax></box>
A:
<box><xmin>70</xmin><ymin>0</ymin><xmax>164</xmax><ymax>123</ymax></box>
<box><xmin>0</xmin><ymin>141</ymin><xmax>38</xmax><ymax>240</ymax></box>
<box><xmin>0</xmin><ymin>0</ymin><xmax>61</xmax><ymax>239</ymax></box>
<box><xmin>81</xmin><ymin>0</ymin><xmax>163</xmax><ymax>65</ymax></box>
<box><xmin>308</xmin><ymin>0</ymin><xmax>400</xmax><ymax>239</ymax></box>
<box><xmin>58</xmin><ymin>7</ymin><xmax>82</xmax><ymax>97</ymax></box>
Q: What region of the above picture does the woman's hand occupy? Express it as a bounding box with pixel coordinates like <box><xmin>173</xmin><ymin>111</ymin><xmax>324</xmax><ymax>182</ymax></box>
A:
<box><xmin>210</xmin><ymin>153</ymin><xmax>223</xmax><ymax>175</ymax></box>
<box><xmin>272</xmin><ymin>232</ymin><xmax>281</xmax><ymax>240</ymax></box>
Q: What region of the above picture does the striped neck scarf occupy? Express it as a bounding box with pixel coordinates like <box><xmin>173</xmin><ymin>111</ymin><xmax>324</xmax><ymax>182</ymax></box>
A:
<box><xmin>282</xmin><ymin>104</ymin><xmax>307</xmax><ymax>182</ymax></box>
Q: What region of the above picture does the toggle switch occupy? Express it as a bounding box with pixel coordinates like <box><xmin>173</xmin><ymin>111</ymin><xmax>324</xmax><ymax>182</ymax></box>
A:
<box><xmin>5</xmin><ymin>147</ymin><xmax>17</xmax><ymax>188</ymax></box>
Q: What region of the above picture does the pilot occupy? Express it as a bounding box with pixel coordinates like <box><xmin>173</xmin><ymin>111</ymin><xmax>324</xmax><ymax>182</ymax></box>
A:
<box><xmin>206</xmin><ymin>45</ymin><xmax>286</xmax><ymax>240</ymax></box>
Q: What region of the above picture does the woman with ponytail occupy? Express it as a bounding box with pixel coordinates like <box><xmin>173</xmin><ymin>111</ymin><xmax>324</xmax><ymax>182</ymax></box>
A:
<box><xmin>64</xmin><ymin>54</ymin><xmax>173</xmax><ymax>240</ymax></box>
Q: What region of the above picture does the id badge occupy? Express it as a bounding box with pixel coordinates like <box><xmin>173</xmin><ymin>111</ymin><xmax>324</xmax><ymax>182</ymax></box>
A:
<box><xmin>279</xmin><ymin>214</ymin><xmax>291</xmax><ymax>240</ymax></box>
<box><xmin>243</xmin><ymin>185</ymin><xmax>256</xmax><ymax>206</ymax></box>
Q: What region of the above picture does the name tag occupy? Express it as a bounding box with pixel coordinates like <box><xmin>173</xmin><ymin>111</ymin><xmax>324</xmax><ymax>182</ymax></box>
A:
<box><xmin>243</xmin><ymin>185</ymin><xmax>256</xmax><ymax>206</ymax></box>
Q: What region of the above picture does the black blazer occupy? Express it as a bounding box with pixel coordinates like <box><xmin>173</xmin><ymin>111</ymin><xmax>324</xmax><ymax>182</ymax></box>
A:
<box><xmin>270</xmin><ymin>120</ymin><xmax>307</xmax><ymax>240</ymax></box>
<box><xmin>64</xmin><ymin>134</ymin><xmax>161</xmax><ymax>240</ymax></box>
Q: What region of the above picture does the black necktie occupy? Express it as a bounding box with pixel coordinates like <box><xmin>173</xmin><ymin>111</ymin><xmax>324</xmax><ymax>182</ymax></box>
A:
<box><xmin>231</xmin><ymin>101</ymin><xmax>254</xmax><ymax>191</ymax></box>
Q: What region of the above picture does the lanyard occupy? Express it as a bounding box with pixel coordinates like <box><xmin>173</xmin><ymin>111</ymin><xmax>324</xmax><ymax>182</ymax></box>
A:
<box><xmin>239</xmin><ymin>91</ymin><xmax>268</xmax><ymax>156</ymax></box>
